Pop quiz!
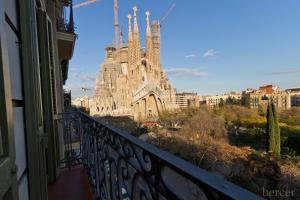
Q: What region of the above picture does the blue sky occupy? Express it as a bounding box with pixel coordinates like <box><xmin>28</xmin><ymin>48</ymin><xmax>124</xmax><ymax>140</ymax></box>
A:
<box><xmin>65</xmin><ymin>0</ymin><xmax>300</xmax><ymax>98</ymax></box>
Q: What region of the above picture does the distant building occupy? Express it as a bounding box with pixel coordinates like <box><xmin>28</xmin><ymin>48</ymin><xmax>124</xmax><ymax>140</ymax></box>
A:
<box><xmin>249</xmin><ymin>91</ymin><xmax>291</xmax><ymax>110</ymax></box>
<box><xmin>205</xmin><ymin>93</ymin><xmax>241</xmax><ymax>108</ymax></box>
<box><xmin>291</xmin><ymin>94</ymin><xmax>300</xmax><ymax>107</ymax></box>
<box><xmin>243</xmin><ymin>85</ymin><xmax>291</xmax><ymax>110</ymax></box>
<box><xmin>286</xmin><ymin>87</ymin><xmax>300</xmax><ymax>107</ymax></box>
<box><xmin>72</xmin><ymin>96</ymin><xmax>90</xmax><ymax>110</ymax></box>
<box><xmin>187</xmin><ymin>96</ymin><xmax>203</xmax><ymax>107</ymax></box>
<box><xmin>259</xmin><ymin>85</ymin><xmax>281</xmax><ymax>94</ymax></box>
<box><xmin>175</xmin><ymin>92</ymin><xmax>198</xmax><ymax>108</ymax></box>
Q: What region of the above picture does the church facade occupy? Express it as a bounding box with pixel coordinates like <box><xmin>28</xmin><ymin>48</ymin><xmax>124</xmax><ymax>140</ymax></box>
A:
<box><xmin>89</xmin><ymin>7</ymin><xmax>177</xmax><ymax>120</ymax></box>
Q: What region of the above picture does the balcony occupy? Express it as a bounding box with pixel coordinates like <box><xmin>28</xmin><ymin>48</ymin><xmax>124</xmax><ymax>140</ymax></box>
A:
<box><xmin>57</xmin><ymin>0</ymin><xmax>76</xmax><ymax>82</ymax></box>
<box><xmin>53</xmin><ymin>111</ymin><xmax>264</xmax><ymax>200</ymax></box>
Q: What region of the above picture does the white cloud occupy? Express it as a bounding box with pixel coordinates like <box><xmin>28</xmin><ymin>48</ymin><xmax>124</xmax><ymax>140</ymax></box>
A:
<box><xmin>166</xmin><ymin>67</ymin><xmax>208</xmax><ymax>77</ymax></box>
<box><xmin>203</xmin><ymin>49</ymin><xmax>219</xmax><ymax>58</ymax></box>
<box><xmin>70</xmin><ymin>67</ymin><xmax>79</xmax><ymax>72</ymax></box>
<box><xmin>185</xmin><ymin>54</ymin><xmax>197</xmax><ymax>58</ymax></box>
<box><xmin>73</xmin><ymin>73</ymin><xmax>96</xmax><ymax>82</ymax></box>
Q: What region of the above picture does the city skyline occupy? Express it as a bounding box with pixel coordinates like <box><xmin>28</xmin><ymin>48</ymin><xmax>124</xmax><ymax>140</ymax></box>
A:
<box><xmin>65</xmin><ymin>0</ymin><xmax>300</xmax><ymax>98</ymax></box>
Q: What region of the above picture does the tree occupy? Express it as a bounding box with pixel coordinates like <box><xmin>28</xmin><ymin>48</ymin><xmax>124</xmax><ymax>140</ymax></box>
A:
<box><xmin>180</xmin><ymin>108</ymin><xmax>227</xmax><ymax>142</ymax></box>
<box><xmin>226</xmin><ymin>97</ymin><xmax>241</xmax><ymax>105</ymax></box>
<box><xmin>271</xmin><ymin>103</ymin><xmax>280</xmax><ymax>156</ymax></box>
<box><xmin>258</xmin><ymin>104</ymin><xmax>265</xmax><ymax>116</ymax></box>
<box><xmin>265</xmin><ymin>102</ymin><xmax>280</xmax><ymax>157</ymax></box>
<box><xmin>159</xmin><ymin>109</ymin><xmax>194</xmax><ymax>129</ymax></box>
<box><xmin>219</xmin><ymin>98</ymin><xmax>225</xmax><ymax>108</ymax></box>
<box><xmin>266</xmin><ymin>102</ymin><xmax>275</xmax><ymax>153</ymax></box>
<box><xmin>241</xmin><ymin>92</ymin><xmax>250</xmax><ymax>108</ymax></box>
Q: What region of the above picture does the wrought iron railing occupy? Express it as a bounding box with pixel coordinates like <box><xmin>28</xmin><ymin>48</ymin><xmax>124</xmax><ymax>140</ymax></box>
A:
<box><xmin>58</xmin><ymin>111</ymin><xmax>264</xmax><ymax>200</ymax></box>
<box><xmin>57</xmin><ymin>0</ymin><xmax>74</xmax><ymax>33</ymax></box>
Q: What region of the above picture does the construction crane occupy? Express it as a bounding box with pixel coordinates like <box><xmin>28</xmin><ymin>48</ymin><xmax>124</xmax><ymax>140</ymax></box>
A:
<box><xmin>73</xmin><ymin>0</ymin><xmax>102</xmax><ymax>9</ymax></box>
<box><xmin>151</xmin><ymin>1</ymin><xmax>176</xmax><ymax>66</ymax></box>
<box><xmin>81</xmin><ymin>87</ymin><xmax>91</xmax><ymax>96</ymax></box>
<box><xmin>114</xmin><ymin>0</ymin><xmax>119</xmax><ymax>48</ymax></box>
<box><xmin>160</xmin><ymin>1</ymin><xmax>176</xmax><ymax>26</ymax></box>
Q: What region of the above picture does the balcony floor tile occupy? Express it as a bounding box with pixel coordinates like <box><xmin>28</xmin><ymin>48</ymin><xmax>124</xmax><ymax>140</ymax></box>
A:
<box><xmin>48</xmin><ymin>165</ymin><xmax>93</xmax><ymax>200</ymax></box>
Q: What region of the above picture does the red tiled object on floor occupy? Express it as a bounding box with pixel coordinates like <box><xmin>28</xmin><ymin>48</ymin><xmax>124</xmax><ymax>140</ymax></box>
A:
<box><xmin>48</xmin><ymin>165</ymin><xmax>94</xmax><ymax>200</ymax></box>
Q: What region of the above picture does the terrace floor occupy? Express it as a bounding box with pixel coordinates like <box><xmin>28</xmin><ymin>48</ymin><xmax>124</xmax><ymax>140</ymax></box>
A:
<box><xmin>48</xmin><ymin>165</ymin><xmax>93</xmax><ymax>200</ymax></box>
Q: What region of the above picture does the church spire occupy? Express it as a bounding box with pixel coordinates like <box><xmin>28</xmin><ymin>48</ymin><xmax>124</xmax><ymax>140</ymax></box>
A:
<box><xmin>120</xmin><ymin>25</ymin><xmax>123</xmax><ymax>48</ymax></box>
<box><xmin>127</xmin><ymin>14</ymin><xmax>133</xmax><ymax>42</ymax></box>
<box><xmin>114</xmin><ymin>0</ymin><xmax>119</xmax><ymax>48</ymax></box>
<box><xmin>133</xmin><ymin>6</ymin><xmax>139</xmax><ymax>36</ymax></box>
<box><xmin>132</xmin><ymin>6</ymin><xmax>141</xmax><ymax>64</ymax></box>
<box><xmin>127</xmin><ymin>14</ymin><xmax>133</xmax><ymax>65</ymax></box>
<box><xmin>146</xmin><ymin>11</ymin><xmax>153</xmax><ymax>62</ymax></box>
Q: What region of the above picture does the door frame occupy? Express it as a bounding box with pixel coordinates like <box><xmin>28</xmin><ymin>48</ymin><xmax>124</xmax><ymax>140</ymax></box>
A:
<box><xmin>19</xmin><ymin>0</ymin><xmax>48</xmax><ymax>199</ymax></box>
<box><xmin>37</xmin><ymin>9</ymin><xmax>59</xmax><ymax>183</ymax></box>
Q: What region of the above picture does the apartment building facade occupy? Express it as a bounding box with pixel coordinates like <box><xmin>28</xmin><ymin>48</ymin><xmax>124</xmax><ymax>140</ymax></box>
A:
<box><xmin>286</xmin><ymin>87</ymin><xmax>300</xmax><ymax>107</ymax></box>
<box><xmin>249</xmin><ymin>91</ymin><xmax>291</xmax><ymax>110</ymax></box>
<box><xmin>0</xmin><ymin>0</ymin><xmax>76</xmax><ymax>199</ymax></box>
<box><xmin>243</xmin><ymin>85</ymin><xmax>292</xmax><ymax>110</ymax></box>
<box><xmin>175</xmin><ymin>92</ymin><xmax>197</xmax><ymax>108</ymax></box>
<box><xmin>205</xmin><ymin>93</ymin><xmax>242</xmax><ymax>108</ymax></box>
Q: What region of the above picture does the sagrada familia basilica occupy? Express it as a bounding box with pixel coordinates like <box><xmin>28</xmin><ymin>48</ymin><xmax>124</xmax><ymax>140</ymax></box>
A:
<box><xmin>89</xmin><ymin>3</ymin><xmax>177</xmax><ymax>120</ymax></box>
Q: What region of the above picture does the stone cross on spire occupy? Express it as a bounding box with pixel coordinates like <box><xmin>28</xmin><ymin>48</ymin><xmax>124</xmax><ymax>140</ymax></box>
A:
<box><xmin>133</xmin><ymin>6</ymin><xmax>139</xmax><ymax>34</ymax></box>
<box><xmin>133</xmin><ymin>6</ymin><xmax>137</xmax><ymax>16</ymax></box>
<box><xmin>146</xmin><ymin>11</ymin><xmax>151</xmax><ymax>36</ymax></box>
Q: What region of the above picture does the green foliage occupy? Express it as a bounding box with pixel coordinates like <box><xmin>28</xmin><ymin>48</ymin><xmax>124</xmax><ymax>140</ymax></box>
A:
<box><xmin>265</xmin><ymin>102</ymin><xmax>280</xmax><ymax>157</ymax></box>
<box><xmin>281</xmin><ymin>147</ymin><xmax>300</xmax><ymax>161</ymax></box>
<box><xmin>272</xmin><ymin>103</ymin><xmax>281</xmax><ymax>156</ymax></box>
<box><xmin>216</xmin><ymin>105</ymin><xmax>262</xmax><ymax>127</ymax></box>
<box><xmin>158</xmin><ymin>107</ymin><xmax>199</xmax><ymax>129</ymax></box>
<box><xmin>241</xmin><ymin>92</ymin><xmax>250</xmax><ymax>108</ymax></box>
<box><xmin>266</xmin><ymin>103</ymin><xmax>275</xmax><ymax>152</ymax></box>
<box><xmin>229</xmin><ymin>128</ymin><xmax>265</xmax><ymax>149</ymax></box>
<box><xmin>219</xmin><ymin>98</ymin><xmax>225</xmax><ymax>108</ymax></box>
<box><xmin>257</xmin><ymin>104</ymin><xmax>265</xmax><ymax>116</ymax></box>
<box><xmin>279</xmin><ymin>107</ymin><xmax>300</xmax><ymax>126</ymax></box>
<box><xmin>225</xmin><ymin>96</ymin><xmax>241</xmax><ymax>105</ymax></box>
<box><xmin>180</xmin><ymin>107</ymin><xmax>227</xmax><ymax>141</ymax></box>
<box><xmin>250</xmin><ymin>150</ymin><xmax>262</xmax><ymax>160</ymax></box>
<box><xmin>283</xmin><ymin>135</ymin><xmax>300</xmax><ymax>156</ymax></box>
<box><xmin>160</xmin><ymin>104</ymin><xmax>299</xmax><ymax>159</ymax></box>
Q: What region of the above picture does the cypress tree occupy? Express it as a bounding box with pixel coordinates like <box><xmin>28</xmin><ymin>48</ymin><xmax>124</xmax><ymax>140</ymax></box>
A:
<box><xmin>266</xmin><ymin>102</ymin><xmax>276</xmax><ymax>153</ymax></box>
<box><xmin>271</xmin><ymin>102</ymin><xmax>281</xmax><ymax>157</ymax></box>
